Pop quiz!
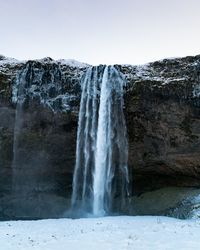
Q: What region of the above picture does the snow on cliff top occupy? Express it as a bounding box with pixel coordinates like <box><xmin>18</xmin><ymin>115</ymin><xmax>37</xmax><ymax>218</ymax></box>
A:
<box><xmin>0</xmin><ymin>55</ymin><xmax>89</xmax><ymax>69</ymax></box>
<box><xmin>0</xmin><ymin>55</ymin><xmax>21</xmax><ymax>66</ymax></box>
<box><xmin>56</xmin><ymin>59</ymin><xmax>89</xmax><ymax>68</ymax></box>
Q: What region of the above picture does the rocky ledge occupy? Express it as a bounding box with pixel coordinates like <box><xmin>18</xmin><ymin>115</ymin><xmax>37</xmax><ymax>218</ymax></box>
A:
<box><xmin>0</xmin><ymin>54</ymin><xmax>200</xmax><ymax>219</ymax></box>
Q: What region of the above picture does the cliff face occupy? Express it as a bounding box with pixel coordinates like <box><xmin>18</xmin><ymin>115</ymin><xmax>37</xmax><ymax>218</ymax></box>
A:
<box><xmin>121</xmin><ymin>56</ymin><xmax>200</xmax><ymax>194</ymax></box>
<box><xmin>0</xmin><ymin>54</ymin><xmax>200</xmax><ymax>219</ymax></box>
<box><xmin>0</xmin><ymin>56</ymin><xmax>87</xmax><ymax>219</ymax></box>
<box><xmin>122</xmin><ymin>56</ymin><xmax>200</xmax><ymax>192</ymax></box>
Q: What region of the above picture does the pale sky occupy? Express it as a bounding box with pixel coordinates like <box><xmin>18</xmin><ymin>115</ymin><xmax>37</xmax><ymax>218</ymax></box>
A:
<box><xmin>1</xmin><ymin>0</ymin><xmax>200</xmax><ymax>65</ymax></box>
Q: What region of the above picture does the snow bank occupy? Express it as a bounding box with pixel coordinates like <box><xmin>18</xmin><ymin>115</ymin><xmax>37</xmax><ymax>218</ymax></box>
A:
<box><xmin>0</xmin><ymin>216</ymin><xmax>200</xmax><ymax>250</ymax></box>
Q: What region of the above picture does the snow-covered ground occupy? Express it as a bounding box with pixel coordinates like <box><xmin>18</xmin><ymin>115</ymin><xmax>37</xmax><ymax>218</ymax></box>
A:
<box><xmin>0</xmin><ymin>216</ymin><xmax>200</xmax><ymax>250</ymax></box>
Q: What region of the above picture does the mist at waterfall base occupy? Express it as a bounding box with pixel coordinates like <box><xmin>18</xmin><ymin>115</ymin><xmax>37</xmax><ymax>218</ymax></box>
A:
<box><xmin>70</xmin><ymin>65</ymin><xmax>129</xmax><ymax>218</ymax></box>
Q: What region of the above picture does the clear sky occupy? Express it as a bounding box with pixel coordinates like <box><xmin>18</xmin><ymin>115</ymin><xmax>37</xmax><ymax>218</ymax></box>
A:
<box><xmin>1</xmin><ymin>0</ymin><xmax>200</xmax><ymax>65</ymax></box>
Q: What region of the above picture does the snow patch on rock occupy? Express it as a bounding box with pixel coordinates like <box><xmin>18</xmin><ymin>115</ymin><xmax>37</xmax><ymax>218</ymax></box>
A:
<box><xmin>57</xmin><ymin>59</ymin><xmax>90</xmax><ymax>68</ymax></box>
<box><xmin>0</xmin><ymin>55</ymin><xmax>21</xmax><ymax>66</ymax></box>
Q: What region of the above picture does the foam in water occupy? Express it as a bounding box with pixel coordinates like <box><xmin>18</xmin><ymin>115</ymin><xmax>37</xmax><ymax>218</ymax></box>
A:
<box><xmin>71</xmin><ymin>65</ymin><xmax>129</xmax><ymax>216</ymax></box>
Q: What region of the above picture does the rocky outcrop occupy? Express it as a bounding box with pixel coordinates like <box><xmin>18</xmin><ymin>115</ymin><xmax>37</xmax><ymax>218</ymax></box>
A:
<box><xmin>0</xmin><ymin>54</ymin><xmax>200</xmax><ymax>219</ymax></box>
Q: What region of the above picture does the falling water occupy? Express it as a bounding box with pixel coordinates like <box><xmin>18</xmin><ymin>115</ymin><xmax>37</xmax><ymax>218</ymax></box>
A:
<box><xmin>71</xmin><ymin>65</ymin><xmax>129</xmax><ymax>216</ymax></box>
<box><xmin>11</xmin><ymin>61</ymin><xmax>64</xmax><ymax>217</ymax></box>
<box><xmin>71</xmin><ymin>66</ymin><xmax>100</xmax><ymax>213</ymax></box>
<box><xmin>12</xmin><ymin>65</ymin><xmax>28</xmax><ymax>192</ymax></box>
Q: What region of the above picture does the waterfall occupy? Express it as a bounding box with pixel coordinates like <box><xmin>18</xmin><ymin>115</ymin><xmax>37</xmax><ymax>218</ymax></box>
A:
<box><xmin>11</xmin><ymin>61</ymin><xmax>64</xmax><ymax>217</ymax></box>
<box><xmin>71</xmin><ymin>66</ymin><xmax>100</xmax><ymax>213</ymax></box>
<box><xmin>12</xmin><ymin>65</ymin><xmax>28</xmax><ymax>193</ymax></box>
<box><xmin>71</xmin><ymin>65</ymin><xmax>129</xmax><ymax>216</ymax></box>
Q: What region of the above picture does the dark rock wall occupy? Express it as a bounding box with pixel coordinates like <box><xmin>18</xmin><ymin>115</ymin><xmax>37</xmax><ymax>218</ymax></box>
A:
<box><xmin>0</xmin><ymin>55</ymin><xmax>200</xmax><ymax>219</ymax></box>
<box><xmin>121</xmin><ymin>55</ymin><xmax>200</xmax><ymax>194</ymax></box>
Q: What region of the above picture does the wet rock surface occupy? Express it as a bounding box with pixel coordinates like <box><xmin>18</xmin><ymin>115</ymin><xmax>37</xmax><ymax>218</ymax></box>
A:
<box><xmin>126</xmin><ymin>187</ymin><xmax>200</xmax><ymax>219</ymax></box>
